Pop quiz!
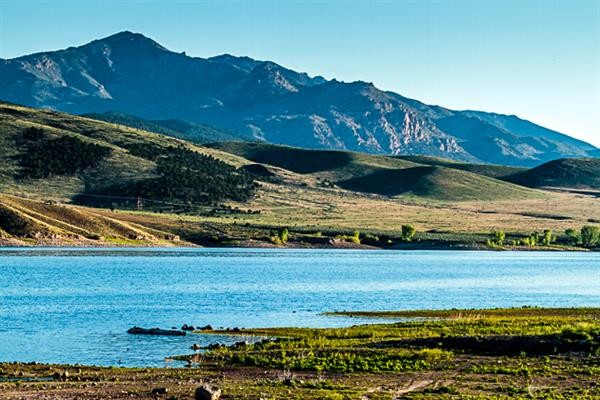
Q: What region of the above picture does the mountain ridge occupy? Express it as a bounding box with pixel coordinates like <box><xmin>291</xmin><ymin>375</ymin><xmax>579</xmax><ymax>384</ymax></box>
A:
<box><xmin>0</xmin><ymin>31</ymin><xmax>596</xmax><ymax>167</ymax></box>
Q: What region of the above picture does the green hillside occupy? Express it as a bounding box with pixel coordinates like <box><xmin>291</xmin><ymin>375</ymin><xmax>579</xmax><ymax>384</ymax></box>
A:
<box><xmin>395</xmin><ymin>155</ymin><xmax>525</xmax><ymax>178</ymax></box>
<box><xmin>337</xmin><ymin>166</ymin><xmax>537</xmax><ymax>201</ymax></box>
<box><xmin>0</xmin><ymin>103</ymin><xmax>256</xmax><ymax>209</ymax></box>
<box><xmin>505</xmin><ymin>158</ymin><xmax>600</xmax><ymax>190</ymax></box>
<box><xmin>209</xmin><ymin>141</ymin><xmax>540</xmax><ymax>201</ymax></box>
<box><xmin>208</xmin><ymin>141</ymin><xmax>420</xmax><ymax>180</ymax></box>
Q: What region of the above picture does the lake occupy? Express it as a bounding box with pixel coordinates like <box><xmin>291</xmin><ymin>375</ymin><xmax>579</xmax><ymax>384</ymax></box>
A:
<box><xmin>1</xmin><ymin>248</ymin><xmax>599</xmax><ymax>367</ymax></box>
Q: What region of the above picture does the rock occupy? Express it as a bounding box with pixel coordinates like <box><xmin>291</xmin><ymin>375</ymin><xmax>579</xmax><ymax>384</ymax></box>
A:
<box><xmin>127</xmin><ymin>326</ymin><xmax>186</xmax><ymax>336</ymax></box>
<box><xmin>181</xmin><ymin>324</ymin><xmax>195</xmax><ymax>331</ymax></box>
<box><xmin>151</xmin><ymin>387</ymin><xmax>168</xmax><ymax>395</ymax></box>
<box><xmin>198</xmin><ymin>324</ymin><xmax>213</xmax><ymax>331</ymax></box>
<box><xmin>233</xmin><ymin>340</ymin><xmax>249</xmax><ymax>348</ymax></box>
<box><xmin>195</xmin><ymin>384</ymin><xmax>221</xmax><ymax>400</ymax></box>
<box><xmin>190</xmin><ymin>343</ymin><xmax>202</xmax><ymax>351</ymax></box>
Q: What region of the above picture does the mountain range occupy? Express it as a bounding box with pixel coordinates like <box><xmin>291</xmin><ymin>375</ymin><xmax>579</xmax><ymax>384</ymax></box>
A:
<box><xmin>0</xmin><ymin>31</ymin><xmax>596</xmax><ymax>167</ymax></box>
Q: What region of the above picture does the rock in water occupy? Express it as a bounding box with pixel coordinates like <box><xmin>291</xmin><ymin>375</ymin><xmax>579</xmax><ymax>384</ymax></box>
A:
<box><xmin>195</xmin><ymin>385</ymin><xmax>221</xmax><ymax>400</ymax></box>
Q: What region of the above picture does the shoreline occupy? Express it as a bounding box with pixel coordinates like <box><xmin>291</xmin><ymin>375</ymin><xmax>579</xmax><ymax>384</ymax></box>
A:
<box><xmin>0</xmin><ymin>240</ymin><xmax>592</xmax><ymax>252</ymax></box>
<box><xmin>2</xmin><ymin>307</ymin><xmax>599</xmax><ymax>399</ymax></box>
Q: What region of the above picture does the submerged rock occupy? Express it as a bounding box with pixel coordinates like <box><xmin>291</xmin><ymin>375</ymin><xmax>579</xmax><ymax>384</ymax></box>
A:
<box><xmin>198</xmin><ymin>324</ymin><xmax>213</xmax><ymax>331</ymax></box>
<box><xmin>181</xmin><ymin>324</ymin><xmax>195</xmax><ymax>331</ymax></box>
<box><xmin>127</xmin><ymin>326</ymin><xmax>186</xmax><ymax>336</ymax></box>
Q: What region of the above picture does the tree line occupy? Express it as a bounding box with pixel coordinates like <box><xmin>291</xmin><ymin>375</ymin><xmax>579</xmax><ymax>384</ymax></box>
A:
<box><xmin>489</xmin><ymin>226</ymin><xmax>600</xmax><ymax>249</ymax></box>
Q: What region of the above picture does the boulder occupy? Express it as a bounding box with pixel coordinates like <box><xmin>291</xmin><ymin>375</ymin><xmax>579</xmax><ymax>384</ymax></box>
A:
<box><xmin>195</xmin><ymin>384</ymin><xmax>221</xmax><ymax>400</ymax></box>
<box><xmin>151</xmin><ymin>387</ymin><xmax>168</xmax><ymax>395</ymax></box>
<box><xmin>181</xmin><ymin>324</ymin><xmax>195</xmax><ymax>331</ymax></box>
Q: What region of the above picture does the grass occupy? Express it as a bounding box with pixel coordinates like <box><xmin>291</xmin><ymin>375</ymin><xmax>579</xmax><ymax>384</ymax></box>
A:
<box><xmin>3</xmin><ymin>307</ymin><xmax>598</xmax><ymax>399</ymax></box>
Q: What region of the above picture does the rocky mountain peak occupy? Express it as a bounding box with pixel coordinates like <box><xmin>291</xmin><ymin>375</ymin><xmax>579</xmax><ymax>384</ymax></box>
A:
<box><xmin>0</xmin><ymin>32</ymin><xmax>595</xmax><ymax>167</ymax></box>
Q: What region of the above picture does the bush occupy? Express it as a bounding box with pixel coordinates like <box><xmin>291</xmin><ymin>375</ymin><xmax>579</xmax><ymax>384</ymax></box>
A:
<box><xmin>564</xmin><ymin>228</ymin><xmax>580</xmax><ymax>246</ymax></box>
<box><xmin>490</xmin><ymin>230</ymin><xmax>505</xmax><ymax>246</ymax></box>
<box><xmin>279</xmin><ymin>228</ymin><xmax>289</xmax><ymax>243</ymax></box>
<box><xmin>401</xmin><ymin>224</ymin><xmax>416</xmax><ymax>242</ymax></box>
<box><xmin>581</xmin><ymin>225</ymin><xmax>600</xmax><ymax>248</ymax></box>
<box><xmin>541</xmin><ymin>229</ymin><xmax>554</xmax><ymax>246</ymax></box>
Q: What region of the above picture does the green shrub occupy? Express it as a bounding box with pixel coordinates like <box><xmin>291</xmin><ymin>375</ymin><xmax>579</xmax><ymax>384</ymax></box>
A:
<box><xmin>490</xmin><ymin>230</ymin><xmax>505</xmax><ymax>246</ymax></box>
<box><xmin>564</xmin><ymin>228</ymin><xmax>580</xmax><ymax>245</ymax></box>
<box><xmin>401</xmin><ymin>224</ymin><xmax>416</xmax><ymax>242</ymax></box>
<box><xmin>581</xmin><ymin>225</ymin><xmax>600</xmax><ymax>248</ymax></box>
<box><xmin>542</xmin><ymin>229</ymin><xmax>554</xmax><ymax>246</ymax></box>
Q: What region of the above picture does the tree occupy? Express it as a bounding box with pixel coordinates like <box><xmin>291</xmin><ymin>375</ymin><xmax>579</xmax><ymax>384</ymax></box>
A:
<box><xmin>350</xmin><ymin>230</ymin><xmax>361</xmax><ymax>244</ymax></box>
<box><xmin>580</xmin><ymin>225</ymin><xmax>600</xmax><ymax>248</ymax></box>
<box><xmin>542</xmin><ymin>229</ymin><xmax>554</xmax><ymax>246</ymax></box>
<box><xmin>491</xmin><ymin>230</ymin><xmax>505</xmax><ymax>246</ymax></box>
<box><xmin>279</xmin><ymin>228</ymin><xmax>289</xmax><ymax>243</ymax></box>
<box><xmin>401</xmin><ymin>224</ymin><xmax>416</xmax><ymax>242</ymax></box>
<box><xmin>564</xmin><ymin>228</ymin><xmax>580</xmax><ymax>246</ymax></box>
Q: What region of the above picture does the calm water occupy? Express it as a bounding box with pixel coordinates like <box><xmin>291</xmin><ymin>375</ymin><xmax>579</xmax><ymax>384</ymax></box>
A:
<box><xmin>1</xmin><ymin>248</ymin><xmax>599</xmax><ymax>367</ymax></box>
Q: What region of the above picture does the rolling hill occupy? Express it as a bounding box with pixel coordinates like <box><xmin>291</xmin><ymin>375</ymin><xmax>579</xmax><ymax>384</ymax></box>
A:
<box><xmin>208</xmin><ymin>141</ymin><xmax>541</xmax><ymax>201</ymax></box>
<box><xmin>505</xmin><ymin>158</ymin><xmax>600</xmax><ymax>190</ymax></box>
<box><xmin>0</xmin><ymin>31</ymin><xmax>596</xmax><ymax>166</ymax></box>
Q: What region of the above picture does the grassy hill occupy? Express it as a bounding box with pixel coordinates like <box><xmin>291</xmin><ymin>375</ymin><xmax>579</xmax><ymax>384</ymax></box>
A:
<box><xmin>337</xmin><ymin>166</ymin><xmax>536</xmax><ymax>201</ymax></box>
<box><xmin>209</xmin><ymin>141</ymin><xmax>540</xmax><ymax>201</ymax></box>
<box><xmin>0</xmin><ymin>103</ymin><xmax>257</xmax><ymax>209</ymax></box>
<box><xmin>394</xmin><ymin>155</ymin><xmax>525</xmax><ymax>178</ymax></box>
<box><xmin>207</xmin><ymin>141</ymin><xmax>419</xmax><ymax>180</ymax></box>
<box><xmin>505</xmin><ymin>158</ymin><xmax>600</xmax><ymax>190</ymax></box>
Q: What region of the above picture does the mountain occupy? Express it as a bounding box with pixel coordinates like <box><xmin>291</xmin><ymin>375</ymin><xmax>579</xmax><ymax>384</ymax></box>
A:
<box><xmin>0</xmin><ymin>31</ymin><xmax>596</xmax><ymax>166</ymax></box>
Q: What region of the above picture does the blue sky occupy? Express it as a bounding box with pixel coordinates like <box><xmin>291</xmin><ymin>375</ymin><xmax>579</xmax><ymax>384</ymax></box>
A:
<box><xmin>1</xmin><ymin>0</ymin><xmax>599</xmax><ymax>145</ymax></box>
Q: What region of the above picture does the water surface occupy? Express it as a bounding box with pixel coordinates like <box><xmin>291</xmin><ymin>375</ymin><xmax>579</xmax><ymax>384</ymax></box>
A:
<box><xmin>1</xmin><ymin>248</ymin><xmax>599</xmax><ymax>366</ymax></box>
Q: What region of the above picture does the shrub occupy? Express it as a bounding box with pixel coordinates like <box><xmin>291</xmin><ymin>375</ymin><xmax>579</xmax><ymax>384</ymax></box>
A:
<box><xmin>401</xmin><ymin>224</ymin><xmax>416</xmax><ymax>242</ymax></box>
<box><xmin>541</xmin><ymin>229</ymin><xmax>554</xmax><ymax>246</ymax></box>
<box><xmin>490</xmin><ymin>230</ymin><xmax>505</xmax><ymax>246</ymax></box>
<box><xmin>279</xmin><ymin>228</ymin><xmax>289</xmax><ymax>243</ymax></box>
<box><xmin>581</xmin><ymin>225</ymin><xmax>600</xmax><ymax>248</ymax></box>
<box><xmin>564</xmin><ymin>228</ymin><xmax>580</xmax><ymax>246</ymax></box>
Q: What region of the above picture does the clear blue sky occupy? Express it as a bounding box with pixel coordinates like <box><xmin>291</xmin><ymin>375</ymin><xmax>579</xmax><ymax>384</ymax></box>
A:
<box><xmin>1</xmin><ymin>0</ymin><xmax>599</xmax><ymax>145</ymax></box>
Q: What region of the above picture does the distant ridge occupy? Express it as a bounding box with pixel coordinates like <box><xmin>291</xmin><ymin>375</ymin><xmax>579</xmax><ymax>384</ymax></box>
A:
<box><xmin>0</xmin><ymin>31</ymin><xmax>596</xmax><ymax>166</ymax></box>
